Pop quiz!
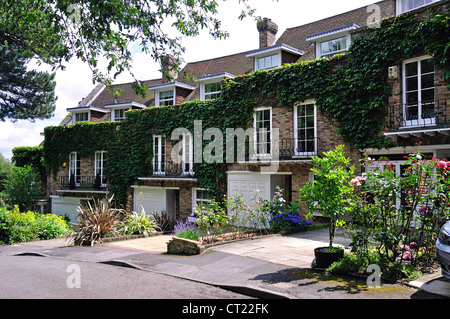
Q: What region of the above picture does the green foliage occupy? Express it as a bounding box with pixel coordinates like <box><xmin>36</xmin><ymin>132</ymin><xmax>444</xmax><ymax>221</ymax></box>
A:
<box><xmin>300</xmin><ymin>145</ymin><xmax>355</xmax><ymax>247</ymax></box>
<box><xmin>326</xmin><ymin>253</ymin><xmax>367</xmax><ymax>275</ymax></box>
<box><xmin>0</xmin><ymin>206</ymin><xmax>71</xmax><ymax>244</ymax></box>
<box><xmin>71</xmin><ymin>196</ymin><xmax>122</xmax><ymax>246</ymax></box>
<box><xmin>350</xmin><ymin>151</ymin><xmax>450</xmax><ymax>268</ymax></box>
<box><xmin>118</xmin><ymin>210</ymin><xmax>160</xmax><ymax>237</ymax></box>
<box><xmin>0</xmin><ymin>0</ymin><xmax>255</xmax><ymax>96</ymax></box>
<box><xmin>0</xmin><ymin>153</ymin><xmax>13</xmax><ymax>193</ymax></box>
<box><xmin>43</xmin><ymin>122</ymin><xmax>119</xmax><ymax>176</ymax></box>
<box><xmin>172</xmin><ymin>220</ymin><xmax>200</xmax><ymax>241</ymax></box>
<box><xmin>12</xmin><ymin>146</ymin><xmax>46</xmax><ymax>185</ymax></box>
<box><xmin>195</xmin><ymin>198</ymin><xmax>231</xmax><ymax>243</ymax></box>
<box><xmin>2</xmin><ymin>165</ymin><xmax>42</xmax><ymax>212</ymax></box>
<box><xmin>0</xmin><ymin>40</ymin><xmax>56</xmax><ymax>121</ymax></box>
<box><xmin>40</xmin><ymin>10</ymin><xmax>450</xmax><ymax>208</ymax></box>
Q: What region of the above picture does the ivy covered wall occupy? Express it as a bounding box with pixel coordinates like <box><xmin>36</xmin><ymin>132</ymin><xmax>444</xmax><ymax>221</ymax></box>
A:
<box><xmin>42</xmin><ymin>10</ymin><xmax>450</xmax><ymax>206</ymax></box>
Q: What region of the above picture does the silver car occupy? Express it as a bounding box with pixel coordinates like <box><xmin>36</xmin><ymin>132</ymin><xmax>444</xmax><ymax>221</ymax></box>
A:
<box><xmin>437</xmin><ymin>221</ymin><xmax>450</xmax><ymax>280</ymax></box>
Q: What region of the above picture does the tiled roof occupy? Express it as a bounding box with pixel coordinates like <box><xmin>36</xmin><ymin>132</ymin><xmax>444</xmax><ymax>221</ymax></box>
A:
<box><xmin>177</xmin><ymin>51</ymin><xmax>254</xmax><ymax>101</ymax></box>
<box><xmin>276</xmin><ymin>0</ymin><xmax>396</xmax><ymax>61</ymax></box>
<box><xmin>65</xmin><ymin>0</ymin><xmax>397</xmax><ymax>122</ymax></box>
<box><xmin>91</xmin><ymin>78</ymin><xmax>164</xmax><ymax>109</ymax></box>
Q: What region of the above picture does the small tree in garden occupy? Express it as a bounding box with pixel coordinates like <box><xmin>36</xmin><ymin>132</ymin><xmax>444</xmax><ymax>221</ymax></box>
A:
<box><xmin>299</xmin><ymin>145</ymin><xmax>355</xmax><ymax>248</ymax></box>
<box><xmin>2</xmin><ymin>165</ymin><xmax>42</xmax><ymax>212</ymax></box>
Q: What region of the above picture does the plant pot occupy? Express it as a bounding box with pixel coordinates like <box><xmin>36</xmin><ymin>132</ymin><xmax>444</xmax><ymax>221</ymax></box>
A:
<box><xmin>313</xmin><ymin>246</ymin><xmax>344</xmax><ymax>269</ymax></box>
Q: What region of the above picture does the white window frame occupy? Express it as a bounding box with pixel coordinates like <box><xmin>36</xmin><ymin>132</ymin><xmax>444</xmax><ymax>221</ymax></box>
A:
<box><xmin>318</xmin><ymin>35</ymin><xmax>350</xmax><ymax>58</ymax></box>
<box><xmin>254</xmin><ymin>107</ymin><xmax>272</xmax><ymax>157</ymax></box>
<box><xmin>156</xmin><ymin>89</ymin><xmax>175</xmax><ymax>106</ymax></box>
<box><xmin>192</xmin><ymin>188</ymin><xmax>213</xmax><ymax>210</ymax></box>
<box><xmin>73</xmin><ymin>111</ymin><xmax>90</xmax><ymax>124</ymax></box>
<box><xmin>294</xmin><ymin>100</ymin><xmax>317</xmax><ymax>157</ymax></box>
<box><xmin>181</xmin><ymin>132</ymin><xmax>194</xmax><ymax>175</ymax></box>
<box><xmin>396</xmin><ymin>0</ymin><xmax>440</xmax><ymax>14</ymax></box>
<box><xmin>402</xmin><ymin>55</ymin><xmax>435</xmax><ymax>127</ymax></box>
<box><xmin>255</xmin><ymin>53</ymin><xmax>280</xmax><ymax>71</ymax></box>
<box><xmin>94</xmin><ymin>151</ymin><xmax>107</xmax><ymax>187</ymax></box>
<box><xmin>201</xmin><ymin>81</ymin><xmax>222</xmax><ymax>100</ymax></box>
<box><xmin>153</xmin><ymin>135</ymin><xmax>166</xmax><ymax>176</ymax></box>
<box><xmin>112</xmin><ymin>107</ymin><xmax>130</xmax><ymax>122</ymax></box>
<box><xmin>69</xmin><ymin>152</ymin><xmax>81</xmax><ymax>186</ymax></box>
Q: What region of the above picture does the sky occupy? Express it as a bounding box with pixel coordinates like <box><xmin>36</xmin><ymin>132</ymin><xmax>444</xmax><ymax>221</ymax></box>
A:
<box><xmin>0</xmin><ymin>0</ymin><xmax>378</xmax><ymax>160</ymax></box>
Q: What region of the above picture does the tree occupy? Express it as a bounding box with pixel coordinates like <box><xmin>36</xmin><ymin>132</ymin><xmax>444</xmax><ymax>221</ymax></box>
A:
<box><xmin>2</xmin><ymin>165</ymin><xmax>42</xmax><ymax>212</ymax></box>
<box><xmin>0</xmin><ymin>153</ymin><xmax>13</xmax><ymax>193</ymax></box>
<box><xmin>300</xmin><ymin>145</ymin><xmax>355</xmax><ymax>247</ymax></box>
<box><xmin>0</xmin><ymin>41</ymin><xmax>57</xmax><ymax>121</ymax></box>
<box><xmin>0</xmin><ymin>0</ymin><xmax>256</xmax><ymax>101</ymax></box>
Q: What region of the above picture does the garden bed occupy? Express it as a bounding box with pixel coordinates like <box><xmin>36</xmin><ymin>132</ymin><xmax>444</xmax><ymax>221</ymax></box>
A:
<box><xmin>101</xmin><ymin>231</ymin><xmax>163</xmax><ymax>243</ymax></box>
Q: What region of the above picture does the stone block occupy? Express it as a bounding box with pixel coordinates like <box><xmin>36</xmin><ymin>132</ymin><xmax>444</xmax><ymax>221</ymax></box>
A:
<box><xmin>166</xmin><ymin>236</ymin><xmax>205</xmax><ymax>255</ymax></box>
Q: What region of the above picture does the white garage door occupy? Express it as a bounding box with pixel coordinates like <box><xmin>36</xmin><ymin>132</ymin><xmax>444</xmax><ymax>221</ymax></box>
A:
<box><xmin>133</xmin><ymin>187</ymin><xmax>167</xmax><ymax>215</ymax></box>
<box><xmin>227</xmin><ymin>173</ymin><xmax>270</xmax><ymax>207</ymax></box>
<box><xmin>51</xmin><ymin>196</ymin><xmax>87</xmax><ymax>222</ymax></box>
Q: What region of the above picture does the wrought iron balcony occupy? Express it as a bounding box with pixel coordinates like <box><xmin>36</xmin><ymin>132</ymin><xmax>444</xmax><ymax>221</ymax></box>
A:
<box><xmin>278</xmin><ymin>137</ymin><xmax>317</xmax><ymax>159</ymax></box>
<box><xmin>58</xmin><ymin>175</ymin><xmax>107</xmax><ymax>191</ymax></box>
<box><xmin>152</xmin><ymin>161</ymin><xmax>195</xmax><ymax>178</ymax></box>
<box><xmin>386</xmin><ymin>99</ymin><xmax>449</xmax><ymax>131</ymax></box>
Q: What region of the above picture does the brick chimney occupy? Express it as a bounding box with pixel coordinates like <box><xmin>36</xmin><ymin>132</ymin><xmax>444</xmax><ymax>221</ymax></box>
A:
<box><xmin>160</xmin><ymin>54</ymin><xmax>178</xmax><ymax>82</ymax></box>
<box><xmin>257</xmin><ymin>18</ymin><xmax>278</xmax><ymax>48</ymax></box>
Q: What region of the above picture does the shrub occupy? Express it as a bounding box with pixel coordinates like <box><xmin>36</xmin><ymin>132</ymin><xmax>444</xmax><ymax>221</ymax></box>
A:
<box><xmin>72</xmin><ymin>196</ymin><xmax>122</xmax><ymax>246</ymax></box>
<box><xmin>269</xmin><ymin>210</ymin><xmax>312</xmax><ymax>232</ymax></box>
<box><xmin>119</xmin><ymin>210</ymin><xmax>160</xmax><ymax>237</ymax></box>
<box><xmin>151</xmin><ymin>210</ymin><xmax>175</xmax><ymax>232</ymax></box>
<box><xmin>0</xmin><ymin>206</ymin><xmax>70</xmax><ymax>244</ymax></box>
<box><xmin>195</xmin><ymin>199</ymin><xmax>231</xmax><ymax>243</ymax></box>
<box><xmin>326</xmin><ymin>253</ymin><xmax>367</xmax><ymax>275</ymax></box>
<box><xmin>2</xmin><ymin>165</ymin><xmax>42</xmax><ymax>212</ymax></box>
<box><xmin>172</xmin><ymin>220</ymin><xmax>200</xmax><ymax>241</ymax></box>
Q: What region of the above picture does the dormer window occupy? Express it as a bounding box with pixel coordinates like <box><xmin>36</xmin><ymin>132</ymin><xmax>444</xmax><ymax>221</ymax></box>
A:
<box><xmin>246</xmin><ymin>44</ymin><xmax>303</xmax><ymax>72</ymax></box>
<box><xmin>396</xmin><ymin>0</ymin><xmax>440</xmax><ymax>14</ymax></box>
<box><xmin>306</xmin><ymin>23</ymin><xmax>359</xmax><ymax>59</ymax></box>
<box><xmin>198</xmin><ymin>73</ymin><xmax>235</xmax><ymax>101</ymax></box>
<box><xmin>204</xmin><ymin>82</ymin><xmax>221</xmax><ymax>100</ymax></box>
<box><xmin>67</xmin><ymin>106</ymin><xmax>109</xmax><ymax>124</ymax></box>
<box><xmin>113</xmin><ymin>108</ymin><xmax>127</xmax><ymax>122</ymax></box>
<box><xmin>320</xmin><ymin>36</ymin><xmax>347</xmax><ymax>58</ymax></box>
<box><xmin>149</xmin><ymin>82</ymin><xmax>195</xmax><ymax>106</ymax></box>
<box><xmin>74</xmin><ymin>112</ymin><xmax>89</xmax><ymax>123</ymax></box>
<box><xmin>105</xmin><ymin>102</ymin><xmax>146</xmax><ymax>122</ymax></box>
<box><xmin>158</xmin><ymin>89</ymin><xmax>175</xmax><ymax>106</ymax></box>
<box><xmin>256</xmin><ymin>54</ymin><xmax>279</xmax><ymax>70</ymax></box>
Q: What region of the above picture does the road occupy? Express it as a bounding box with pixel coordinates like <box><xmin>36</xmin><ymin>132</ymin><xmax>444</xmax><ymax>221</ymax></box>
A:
<box><xmin>0</xmin><ymin>255</ymin><xmax>253</xmax><ymax>299</ymax></box>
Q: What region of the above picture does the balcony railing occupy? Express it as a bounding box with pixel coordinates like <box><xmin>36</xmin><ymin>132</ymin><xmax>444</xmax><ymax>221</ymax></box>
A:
<box><xmin>278</xmin><ymin>137</ymin><xmax>317</xmax><ymax>159</ymax></box>
<box><xmin>58</xmin><ymin>175</ymin><xmax>107</xmax><ymax>191</ymax></box>
<box><xmin>152</xmin><ymin>161</ymin><xmax>195</xmax><ymax>177</ymax></box>
<box><xmin>386</xmin><ymin>99</ymin><xmax>449</xmax><ymax>131</ymax></box>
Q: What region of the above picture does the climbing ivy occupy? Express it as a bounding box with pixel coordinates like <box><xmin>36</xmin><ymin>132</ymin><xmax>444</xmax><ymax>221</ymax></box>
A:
<box><xmin>43</xmin><ymin>10</ymin><xmax>450</xmax><ymax>206</ymax></box>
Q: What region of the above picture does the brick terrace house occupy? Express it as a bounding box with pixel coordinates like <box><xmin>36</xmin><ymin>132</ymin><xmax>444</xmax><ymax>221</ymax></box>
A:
<box><xmin>45</xmin><ymin>0</ymin><xmax>449</xmax><ymax>222</ymax></box>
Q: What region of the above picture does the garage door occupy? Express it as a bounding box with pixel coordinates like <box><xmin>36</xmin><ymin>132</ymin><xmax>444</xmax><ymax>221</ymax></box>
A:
<box><xmin>51</xmin><ymin>196</ymin><xmax>86</xmax><ymax>222</ymax></box>
<box><xmin>227</xmin><ymin>173</ymin><xmax>270</xmax><ymax>207</ymax></box>
<box><xmin>133</xmin><ymin>187</ymin><xmax>167</xmax><ymax>215</ymax></box>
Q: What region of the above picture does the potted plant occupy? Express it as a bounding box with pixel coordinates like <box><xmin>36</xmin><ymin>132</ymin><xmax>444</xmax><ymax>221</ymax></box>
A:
<box><xmin>299</xmin><ymin>145</ymin><xmax>355</xmax><ymax>268</ymax></box>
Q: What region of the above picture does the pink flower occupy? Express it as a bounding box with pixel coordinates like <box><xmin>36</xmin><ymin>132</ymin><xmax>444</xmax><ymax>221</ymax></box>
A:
<box><xmin>437</xmin><ymin>160</ymin><xmax>447</xmax><ymax>170</ymax></box>
<box><xmin>351</xmin><ymin>176</ymin><xmax>367</xmax><ymax>187</ymax></box>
